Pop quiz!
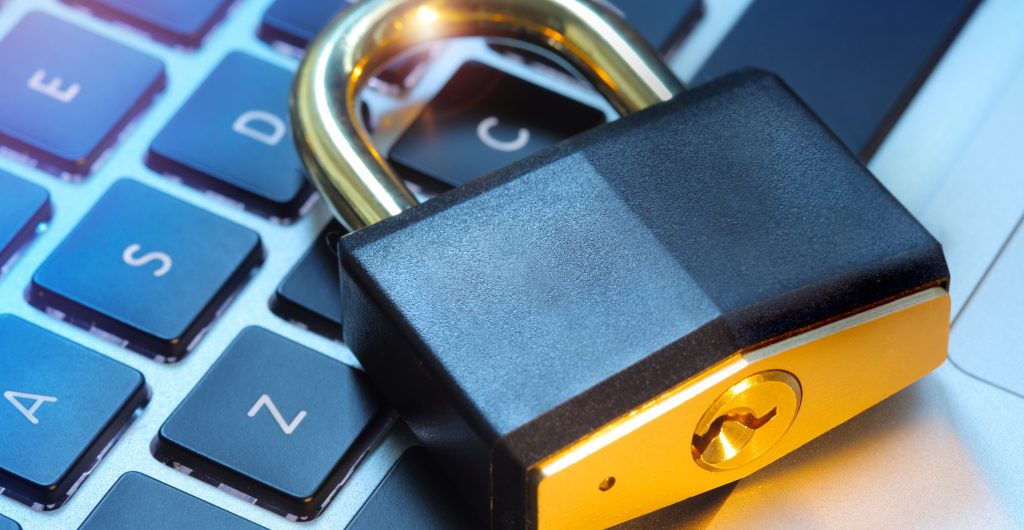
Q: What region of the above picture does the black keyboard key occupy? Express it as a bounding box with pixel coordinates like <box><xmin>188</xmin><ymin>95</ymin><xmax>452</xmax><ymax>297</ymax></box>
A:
<box><xmin>0</xmin><ymin>514</ymin><xmax>19</xmax><ymax>530</ymax></box>
<box><xmin>149</xmin><ymin>53</ymin><xmax>311</xmax><ymax>220</ymax></box>
<box><xmin>389</xmin><ymin>61</ymin><xmax>605</xmax><ymax>187</ymax></box>
<box><xmin>694</xmin><ymin>0</ymin><xmax>978</xmax><ymax>159</ymax></box>
<box><xmin>153</xmin><ymin>327</ymin><xmax>385</xmax><ymax>521</ymax></box>
<box><xmin>260</xmin><ymin>0</ymin><xmax>431</xmax><ymax>94</ymax></box>
<box><xmin>605</xmin><ymin>0</ymin><xmax>703</xmax><ymax>53</ymax></box>
<box><xmin>259</xmin><ymin>0</ymin><xmax>699</xmax><ymax>54</ymax></box>
<box><xmin>0</xmin><ymin>315</ymin><xmax>147</xmax><ymax>511</ymax></box>
<box><xmin>346</xmin><ymin>447</ymin><xmax>478</xmax><ymax>530</ymax></box>
<box><xmin>80</xmin><ymin>472</ymin><xmax>265</xmax><ymax>530</ymax></box>
<box><xmin>271</xmin><ymin>223</ymin><xmax>344</xmax><ymax>339</ymax></box>
<box><xmin>372</xmin><ymin>49</ymin><xmax>435</xmax><ymax>94</ymax></box>
<box><xmin>0</xmin><ymin>12</ymin><xmax>165</xmax><ymax>177</ymax></box>
<box><xmin>259</xmin><ymin>0</ymin><xmax>354</xmax><ymax>49</ymax></box>
<box><xmin>64</xmin><ymin>0</ymin><xmax>234</xmax><ymax>47</ymax></box>
<box><xmin>0</xmin><ymin>171</ymin><xmax>49</xmax><ymax>275</ymax></box>
<box><xmin>29</xmin><ymin>180</ymin><xmax>262</xmax><ymax>362</ymax></box>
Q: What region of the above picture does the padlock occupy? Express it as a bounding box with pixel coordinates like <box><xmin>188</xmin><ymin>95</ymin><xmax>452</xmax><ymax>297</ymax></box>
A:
<box><xmin>291</xmin><ymin>0</ymin><xmax>951</xmax><ymax>528</ymax></box>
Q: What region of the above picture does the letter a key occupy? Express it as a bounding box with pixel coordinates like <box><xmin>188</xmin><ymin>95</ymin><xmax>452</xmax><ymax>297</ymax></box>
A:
<box><xmin>3</xmin><ymin>390</ymin><xmax>58</xmax><ymax>425</ymax></box>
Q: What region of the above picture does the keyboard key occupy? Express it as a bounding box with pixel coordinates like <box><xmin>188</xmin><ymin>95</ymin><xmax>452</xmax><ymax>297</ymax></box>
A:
<box><xmin>0</xmin><ymin>12</ymin><xmax>165</xmax><ymax>176</ymax></box>
<box><xmin>259</xmin><ymin>0</ymin><xmax>355</xmax><ymax>49</ymax></box>
<box><xmin>29</xmin><ymin>180</ymin><xmax>262</xmax><ymax>362</ymax></box>
<box><xmin>153</xmin><ymin>327</ymin><xmax>384</xmax><ymax>521</ymax></box>
<box><xmin>694</xmin><ymin>0</ymin><xmax>978</xmax><ymax>159</ymax></box>
<box><xmin>271</xmin><ymin>222</ymin><xmax>344</xmax><ymax>339</ymax></box>
<box><xmin>149</xmin><ymin>53</ymin><xmax>311</xmax><ymax>220</ymax></box>
<box><xmin>259</xmin><ymin>0</ymin><xmax>699</xmax><ymax>54</ymax></box>
<box><xmin>0</xmin><ymin>171</ymin><xmax>50</xmax><ymax>275</ymax></box>
<box><xmin>258</xmin><ymin>0</ymin><xmax>428</xmax><ymax>92</ymax></box>
<box><xmin>371</xmin><ymin>48</ymin><xmax>435</xmax><ymax>94</ymax></box>
<box><xmin>605</xmin><ymin>0</ymin><xmax>703</xmax><ymax>53</ymax></box>
<box><xmin>389</xmin><ymin>61</ymin><xmax>605</xmax><ymax>187</ymax></box>
<box><xmin>80</xmin><ymin>472</ymin><xmax>265</xmax><ymax>530</ymax></box>
<box><xmin>0</xmin><ymin>514</ymin><xmax>20</xmax><ymax>530</ymax></box>
<box><xmin>64</xmin><ymin>0</ymin><xmax>234</xmax><ymax>47</ymax></box>
<box><xmin>346</xmin><ymin>447</ymin><xmax>478</xmax><ymax>530</ymax></box>
<box><xmin>0</xmin><ymin>315</ymin><xmax>147</xmax><ymax>511</ymax></box>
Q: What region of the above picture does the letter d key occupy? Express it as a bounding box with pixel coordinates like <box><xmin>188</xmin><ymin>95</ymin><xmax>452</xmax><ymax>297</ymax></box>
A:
<box><xmin>292</xmin><ymin>1</ymin><xmax>952</xmax><ymax>528</ymax></box>
<box><xmin>233</xmin><ymin>110</ymin><xmax>286</xmax><ymax>147</ymax></box>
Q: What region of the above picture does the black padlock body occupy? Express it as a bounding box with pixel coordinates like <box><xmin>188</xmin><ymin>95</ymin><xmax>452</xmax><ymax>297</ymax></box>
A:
<box><xmin>338</xmin><ymin>70</ymin><xmax>948</xmax><ymax>527</ymax></box>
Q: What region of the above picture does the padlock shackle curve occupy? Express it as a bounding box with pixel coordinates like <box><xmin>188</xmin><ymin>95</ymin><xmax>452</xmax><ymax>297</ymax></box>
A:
<box><xmin>292</xmin><ymin>0</ymin><xmax>684</xmax><ymax>232</ymax></box>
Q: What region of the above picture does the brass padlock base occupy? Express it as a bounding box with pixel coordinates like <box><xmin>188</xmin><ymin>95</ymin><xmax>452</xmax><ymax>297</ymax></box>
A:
<box><xmin>532</xmin><ymin>286</ymin><xmax>949</xmax><ymax>530</ymax></box>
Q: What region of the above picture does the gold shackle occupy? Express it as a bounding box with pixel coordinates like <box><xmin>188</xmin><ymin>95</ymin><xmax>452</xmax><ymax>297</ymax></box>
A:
<box><xmin>291</xmin><ymin>0</ymin><xmax>684</xmax><ymax>232</ymax></box>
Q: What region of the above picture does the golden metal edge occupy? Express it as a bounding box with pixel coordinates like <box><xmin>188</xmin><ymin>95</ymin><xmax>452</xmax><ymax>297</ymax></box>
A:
<box><xmin>531</xmin><ymin>286</ymin><xmax>951</xmax><ymax>530</ymax></box>
<box><xmin>291</xmin><ymin>0</ymin><xmax>683</xmax><ymax>232</ymax></box>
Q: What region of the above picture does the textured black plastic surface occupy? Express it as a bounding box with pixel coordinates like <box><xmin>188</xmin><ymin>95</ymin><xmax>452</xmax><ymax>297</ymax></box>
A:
<box><xmin>339</xmin><ymin>71</ymin><xmax>948</xmax><ymax>527</ymax></box>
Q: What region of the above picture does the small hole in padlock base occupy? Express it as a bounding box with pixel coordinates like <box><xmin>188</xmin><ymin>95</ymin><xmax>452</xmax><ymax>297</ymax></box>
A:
<box><xmin>598</xmin><ymin>476</ymin><xmax>616</xmax><ymax>491</ymax></box>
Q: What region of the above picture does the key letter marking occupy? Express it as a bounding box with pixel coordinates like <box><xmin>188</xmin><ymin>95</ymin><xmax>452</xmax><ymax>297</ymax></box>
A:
<box><xmin>477</xmin><ymin>116</ymin><xmax>530</xmax><ymax>152</ymax></box>
<box><xmin>232</xmin><ymin>110</ymin><xmax>286</xmax><ymax>147</ymax></box>
<box><xmin>122</xmin><ymin>244</ymin><xmax>173</xmax><ymax>277</ymax></box>
<box><xmin>4</xmin><ymin>390</ymin><xmax>58</xmax><ymax>425</ymax></box>
<box><xmin>27</xmin><ymin>69</ymin><xmax>81</xmax><ymax>104</ymax></box>
<box><xmin>247</xmin><ymin>394</ymin><xmax>307</xmax><ymax>435</ymax></box>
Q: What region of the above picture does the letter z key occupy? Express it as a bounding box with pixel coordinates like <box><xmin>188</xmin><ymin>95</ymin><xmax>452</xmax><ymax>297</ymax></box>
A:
<box><xmin>153</xmin><ymin>327</ymin><xmax>385</xmax><ymax>521</ymax></box>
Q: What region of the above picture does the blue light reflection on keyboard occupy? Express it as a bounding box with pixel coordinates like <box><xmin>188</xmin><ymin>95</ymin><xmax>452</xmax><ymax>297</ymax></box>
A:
<box><xmin>0</xmin><ymin>0</ymin><xmax>407</xmax><ymax>528</ymax></box>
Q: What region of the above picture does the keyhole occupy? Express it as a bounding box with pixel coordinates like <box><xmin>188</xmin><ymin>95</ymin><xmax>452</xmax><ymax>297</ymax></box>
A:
<box><xmin>691</xmin><ymin>407</ymin><xmax>778</xmax><ymax>465</ymax></box>
<box><xmin>690</xmin><ymin>371</ymin><xmax>801</xmax><ymax>471</ymax></box>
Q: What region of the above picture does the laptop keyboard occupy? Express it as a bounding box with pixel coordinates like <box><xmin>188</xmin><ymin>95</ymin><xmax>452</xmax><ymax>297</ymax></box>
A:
<box><xmin>0</xmin><ymin>0</ymin><xmax>984</xmax><ymax>528</ymax></box>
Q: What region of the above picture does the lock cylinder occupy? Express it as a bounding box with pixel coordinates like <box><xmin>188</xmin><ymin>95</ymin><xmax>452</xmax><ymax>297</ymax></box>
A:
<box><xmin>691</xmin><ymin>370</ymin><xmax>801</xmax><ymax>471</ymax></box>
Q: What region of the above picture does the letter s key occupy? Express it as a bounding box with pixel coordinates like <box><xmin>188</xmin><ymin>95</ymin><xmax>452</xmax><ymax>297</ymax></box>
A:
<box><xmin>122</xmin><ymin>243</ymin><xmax>172</xmax><ymax>277</ymax></box>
